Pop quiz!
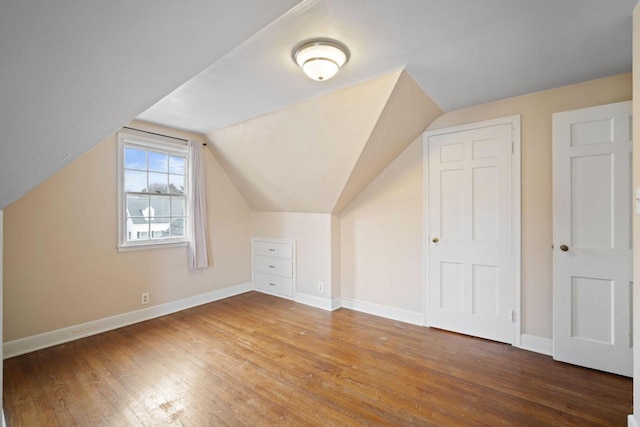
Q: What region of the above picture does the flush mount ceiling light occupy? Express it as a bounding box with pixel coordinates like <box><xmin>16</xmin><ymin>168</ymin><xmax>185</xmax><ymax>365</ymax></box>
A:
<box><xmin>293</xmin><ymin>40</ymin><xmax>350</xmax><ymax>81</ymax></box>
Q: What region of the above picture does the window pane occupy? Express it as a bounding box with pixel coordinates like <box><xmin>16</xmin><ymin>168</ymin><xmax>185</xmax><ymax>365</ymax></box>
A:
<box><xmin>128</xmin><ymin>223</ymin><xmax>148</xmax><ymax>241</ymax></box>
<box><xmin>148</xmin><ymin>172</ymin><xmax>168</xmax><ymax>193</ymax></box>
<box><xmin>171</xmin><ymin>197</ymin><xmax>185</xmax><ymax>216</ymax></box>
<box><xmin>125</xmin><ymin>147</ymin><xmax>146</xmax><ymax>170</ymax></box>
<box><xmin>126</xmin><ymin>194</ymin><xmax>149</xmax><ymax>217</ymax></box>
<box><xmin>124</xmin><ymin>170</ymin><xmax>148</xmax><ymax>193</ymax></box>
<box><xmin>169</xmin><ymin>174</ymin><xmax>185</xmax><ymax>194</ymax></box>
<box><xmin>152</xmin><ymin>217</ymin><xmax>171</xmax><ymax>238</ymax></box>
<box><xmin>148</xmin><ymin>151</ymin><xmax>168</xmax><ymax>173</ymax></box>
<box><xmin>170</xmin><ymin>217</ymin><xmax>185</xmax><ymax>237</ymax></box>
<box><xmin>169</xmin><ymin>155</ymin><xmax>186</xmax><ymax>174</ymax></box>
<box><xmin>126</xmin><ymin>195</ymin><xmax>150</xmax><ymax>242</ymax></box>
<box><xmin>150</xmin><ymin>196</ymin><xmax>170</xmax><ymax>217</ymax></box>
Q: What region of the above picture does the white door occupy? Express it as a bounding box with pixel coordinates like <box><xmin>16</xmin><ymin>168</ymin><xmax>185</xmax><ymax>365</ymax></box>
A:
<box><xmin>426</xmin><ymin>122</ymin><xmax>515</xmax><ymax>343</ymax></box>
<box><xmin>552</xmin><ymin>101</ymin><xmax>632</xmax><ymax>377</ymax></box>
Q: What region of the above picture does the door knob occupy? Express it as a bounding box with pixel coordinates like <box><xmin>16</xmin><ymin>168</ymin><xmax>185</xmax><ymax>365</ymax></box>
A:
<box><xmin>432</xmin><ymin>237</ymin><xmax>439</xmax><ymax>243</ymax></box>
<box><xmin>559</xmin><ymin>244</ymin><xmax>569</xmax><ymax>252</ymax></box>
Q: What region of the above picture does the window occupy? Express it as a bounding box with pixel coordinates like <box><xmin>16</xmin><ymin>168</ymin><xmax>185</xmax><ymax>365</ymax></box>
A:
<box><xmin>117</xmin><ymin>132</ymin><xmax>190</xmax><ymax>251</ymax></box>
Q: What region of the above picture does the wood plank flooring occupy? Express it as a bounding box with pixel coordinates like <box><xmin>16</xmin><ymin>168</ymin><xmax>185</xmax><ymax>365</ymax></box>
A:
<box><xmin>3</xmin><ymin>291</ymin><xmax>632</xmax><ymax>426</ymax></box>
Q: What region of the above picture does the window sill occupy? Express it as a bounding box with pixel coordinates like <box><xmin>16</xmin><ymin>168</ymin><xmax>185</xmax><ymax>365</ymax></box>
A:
<box><xmin>117</xmin><ymin>241</ymin><xmax>189</xmax><ymax>253</ymax></box>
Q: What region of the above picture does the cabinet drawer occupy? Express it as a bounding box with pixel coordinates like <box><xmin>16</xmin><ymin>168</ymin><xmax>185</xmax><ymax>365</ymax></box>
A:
<box><xmin>254</xmin><ymin>240</ymin><xmax>293</xmax><ymax>259</ymax></box>
<box><xmin>254</xmin><ymin>272</ymin><xmax>293</xmax><ymax>297</ymax></box>
<box><xmin>254</xmin><ymin>255</ymin><xmax>293</xmax><ymax>278</ymax></box>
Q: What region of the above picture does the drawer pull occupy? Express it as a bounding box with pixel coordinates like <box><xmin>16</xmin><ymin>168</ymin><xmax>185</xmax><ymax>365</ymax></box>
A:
<box><xmin>269</xmin><ymin>265</ymin><xmax>275</xmax><ymax>268</ymax></box>
<box><xmin>269</xmin><ymin>248</ymin><xmax>275</xmax><ymax>251</ymax></box>
<box><xmin>269</xmin><ymin>283</ymin><xmax>276</xmax><ymax>286</ymax></box>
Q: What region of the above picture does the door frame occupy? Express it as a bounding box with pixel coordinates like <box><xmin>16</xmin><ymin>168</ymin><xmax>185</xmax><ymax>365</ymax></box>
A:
<box><xmin>422</xmin><ymin>115</ymin><xmax>522</xmax><ymax>346</ymax></box>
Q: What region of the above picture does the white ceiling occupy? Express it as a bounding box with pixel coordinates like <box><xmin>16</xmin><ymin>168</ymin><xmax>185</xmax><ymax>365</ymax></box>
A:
<box><xmin>0</xmin><ymin>0</ymin><xmax>301</xmax><ymax>209</ymax></box>
<box><xmin>139</xmin><ymin>0</ymin><xmax>636</xmax><ymax>134</ymax></box>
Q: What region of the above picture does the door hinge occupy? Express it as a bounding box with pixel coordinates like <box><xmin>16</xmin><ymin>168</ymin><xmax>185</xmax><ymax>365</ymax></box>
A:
<box><xmin>511</xmin><ymin>141</ymin><xmax>514</xmax><ymax>154</ymax></box>
<box><xmin>510</xmin><ymin>310</ymin><xmax>516</xmax><ymax>322</ymax></box>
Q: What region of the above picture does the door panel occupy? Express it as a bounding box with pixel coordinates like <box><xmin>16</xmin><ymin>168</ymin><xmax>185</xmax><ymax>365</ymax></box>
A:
<box><xmin>570</xmin><ymin>118</ymin><xmax>613</xmax><ymax>146</ymax></box>
<box><xmin>427</xmin><ymin>124</ymin><xmax>513</xmax><ymax>343</ymax></box>
<box><xmin>473</xmin><ymin>166</ymin><xmax>498</xmax><ymax>241</ymax></box>
<box><xmin>571</xmin><ymin>154</ymin><xmax>613</xmax><ymax>248</ymax></box>
<box><xmin>440</xmin><ymin>169</ymin><xmax>464</xmax><ymax>240</ymax></box>
<box><xmin>472</xmin><ymin>265</ymin><xmax>498</xmax><ymax>317</ymax></box>
<box><xmin>570</xmin><ymin>276</ymin><xmax>613</xmax><ymax>343</ymax></box>
<box><xmin>552</xmin><ymin>100</ymin><xmax>632</xmax><ymax>377</ymax></box>
<box><xmin>440</xmin><ymin>262</ymin><xmax>464</xmax><ymax>311</ymax></box>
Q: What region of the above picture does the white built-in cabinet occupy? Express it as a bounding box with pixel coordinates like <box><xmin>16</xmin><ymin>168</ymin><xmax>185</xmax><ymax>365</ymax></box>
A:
<box><xmin>252</xmin><ymin>238</ymin><xmax>296</xmax><ymax>299</ymax></box>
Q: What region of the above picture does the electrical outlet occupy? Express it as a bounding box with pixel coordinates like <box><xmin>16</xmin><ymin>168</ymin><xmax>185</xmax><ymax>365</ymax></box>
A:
<box><xmin>141</xmin><ymin>292</ymin><xmax>149</xmax><ymax>305</ymax></box>
<box><xmin>317</xmin><ymin>282</ymin><xmax>324</xmax><ymax>293</ymax></box>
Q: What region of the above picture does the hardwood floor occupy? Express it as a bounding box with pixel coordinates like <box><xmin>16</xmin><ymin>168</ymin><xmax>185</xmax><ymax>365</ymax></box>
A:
<box><xmin>4</xmin><ymin>291</ymin><xmax>632</xmax><ymax>426</ymax></box>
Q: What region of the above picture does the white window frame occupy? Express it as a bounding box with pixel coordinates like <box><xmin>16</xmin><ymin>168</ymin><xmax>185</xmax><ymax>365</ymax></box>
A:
<box><xmin>117</xmin><ymin>131</ymin><xmax>191</xmax><ymax>252</ymax></box>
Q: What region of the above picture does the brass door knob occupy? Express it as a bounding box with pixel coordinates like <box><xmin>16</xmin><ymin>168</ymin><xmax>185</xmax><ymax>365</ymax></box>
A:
<box><xmin>559</xmin><ymin>244</ymin><xmax>569</xmax><ymax>252</ymax></box>
<box><xmin>432</xmin><ymin>237</ymin><xmax>439</xmax><ymax>243</ymax></box>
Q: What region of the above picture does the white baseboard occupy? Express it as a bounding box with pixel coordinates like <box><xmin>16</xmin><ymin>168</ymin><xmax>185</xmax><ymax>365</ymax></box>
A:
<box><xmin>294</xmin><ymin>292</ymin><xmax>335</xmax><ymax>311</ymax></box>
<box><xmin>340</xmin><ymin>297</ymin><xmax>423</xmax><ymax>326</ymax></box>
<box><xmin>4</xmin><ymin>284</ymin><xmax>558</xmax><ymax>361</ymax></box>
<box><xmin>3</xmin><ymin>282</ymin><xmax>252</xmax><ymax>359</ymax></box>
<box><xmin>629</xmin><ymin>414</ymin><xmax>639</xmax><ymax>427</ymax></box>
<box><xmin>518</xmin><ymin>334</ymin><xmax>553</xmax><ymax>356</ymax></box>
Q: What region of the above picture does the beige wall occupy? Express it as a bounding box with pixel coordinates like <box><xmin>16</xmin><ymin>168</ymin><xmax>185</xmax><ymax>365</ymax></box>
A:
<box><xmin>340</xmin><ymin>74</ymin><xmax>631</xmax><ymax>339</ymax></box>
<box><xmin>632</xmin><ymin>3</ymin><xmax>640</xmax><ymax>419</ymax></box>
<box><xmin>253</xmin><ymin>212</ymin><xmax>334</xmax><ymax>299</ymax></box>
<box><xmin>330</xmin><ymin>214</ymin><xmax>341</xmax><ymax>300</ymax></box>
<box><xmin>3</xmin><ymin>121</ymin><xmax>253</xmax><ymax>342</ymax></box>
<box><xmin>341</xmin><ymin>136</ymin><xmax>424</xmax><ymax>313</ymax></box>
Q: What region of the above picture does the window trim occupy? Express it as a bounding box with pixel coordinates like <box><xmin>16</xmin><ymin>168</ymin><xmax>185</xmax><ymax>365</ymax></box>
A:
<box><xmin>117</xmin><ymin>131</ymin><xmax>191</xmax><ymax>252</ymax></box>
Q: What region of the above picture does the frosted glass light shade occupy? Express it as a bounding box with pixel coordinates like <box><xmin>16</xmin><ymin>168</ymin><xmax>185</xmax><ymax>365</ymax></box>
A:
<box><xmin>303</xmin><ymin>58</ymin><xmax>339</xmax><ymax>81</ymax></box>
<box><xmin>293</xmin><ymin>40</ymin><xmax>349</xmax><ymax>81</ymax></box>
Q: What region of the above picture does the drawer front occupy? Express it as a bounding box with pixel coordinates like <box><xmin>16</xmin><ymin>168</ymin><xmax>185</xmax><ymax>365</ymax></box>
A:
<box><xmin>254</xmin><ymin>240</ymin><xmax>293</xmax><ymax>259</ymax></box>
<box><xmin>254</xmin><ymin>255</ymin><xmax>293</xmax><ymax>278</ymax></box>
<box><xmin>254</xmin><ymin>272</ymin><xmax>293</xmax><ymax>297</ymax></box>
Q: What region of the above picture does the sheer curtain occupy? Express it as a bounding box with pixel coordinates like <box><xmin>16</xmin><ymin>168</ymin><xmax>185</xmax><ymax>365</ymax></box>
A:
<box><xmin>188</xmin><ymin>140</ymin><xmax>209</xmax><ymax>269</ymax></box>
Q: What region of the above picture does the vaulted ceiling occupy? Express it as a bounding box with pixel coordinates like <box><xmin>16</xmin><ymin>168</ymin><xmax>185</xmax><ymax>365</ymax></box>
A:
<box><xmin>206</xmin><ymin>70</ymin><xmax>442</xmax><ymax>213</ymax></box>
<box><xmin>1</xmin><ymin>0</ymin><xmax>636</xmax><ymax>211</ymax></box>
<box><xmin>0</xmin><ymin>0</ymin><xmax>300</xmax><ymax>209</ymax></box>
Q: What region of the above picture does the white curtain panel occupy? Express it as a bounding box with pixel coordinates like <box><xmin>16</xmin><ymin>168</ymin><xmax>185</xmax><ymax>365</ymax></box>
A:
<box><xmin>188</xmin><ymin>140</ymin><xmax>209</xmax><ymax>269</ymax></box>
